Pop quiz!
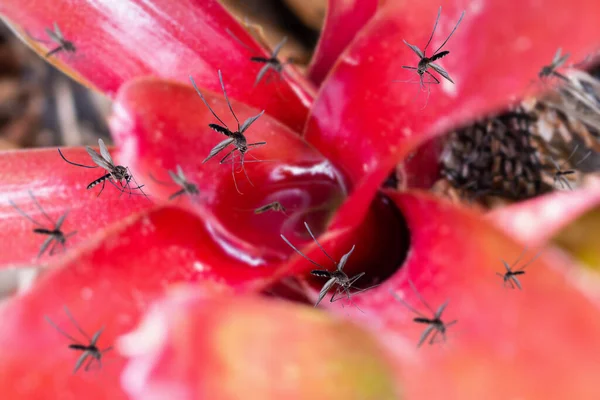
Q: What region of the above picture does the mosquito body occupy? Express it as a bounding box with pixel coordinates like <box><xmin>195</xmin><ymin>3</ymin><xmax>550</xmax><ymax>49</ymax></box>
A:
<box><xmin>548</xmin><ymin>145</ymin><xmax>591</xmax><ymax>190</ymax></box>
<box><xmin>45</xmin><ymin>306</ymin><xmax>112</xmax><ymax>373</ymax></box>
<box><xmin>150</xmin><ymin>165</ymin><xmax>199</xmax><ymax>200</ymax></box>
<box><xmin>281</xmin><ymin>222</ymin><xmax>375</xmax><ymax>309</ymax></box>
<box><xmin>36</xmin><ymin>22</ymin><xmax>76</xmax><ymax>58</ymax></box>
<box><xmin>58</xmin><ymin>139</ymin><xmax>146</xmax><ymax>198</ymax></box>
<box><xmin>190</xmin><ymin>70</ymin><xmax>266</xmax><ymax>194</ymax></box>
<box><xmin>395</xmin><ymin>7</ymin><xmax>465</xmax><ymax>107</ymax></box>
<box><xmin>539</xmin><ymin>48</ymin><xmax>570</xmax><ymax>83</ymax></box>
<box><xmin>227</xmin><ymin>29</ymin><xmax>293</xmax><ymax>86</ymax></box>
<box><xmin>9</xmin><ymin>191</ymin><xmax>76</xmax><ymax>259</ymax></box>
<box><xmin>254</xmin><ymin>201</ymin><xmax>287</xmax><ymax>215</ymax></box>
<box><xmin>497</xmin><ymin>248</ymin><xmax>542</xmax><ymax>289</ymax></box>
<box><xmin>390</xmin><ymin>280</ymin><xmax>457</xmax><ymax>347</ymax></box>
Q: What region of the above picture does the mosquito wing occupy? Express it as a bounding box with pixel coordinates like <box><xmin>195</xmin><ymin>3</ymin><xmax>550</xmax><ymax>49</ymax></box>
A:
<box><xmin>417</xmin><ymin>324</ymin><xmax>436</xmax><ymax>348</ymax></box>
<box><xmin>315</xmin><ymin>277</ymin><xmax>337</xmax><ymax>307</ymax></box>
<box><xmin>168</xmin><ymin>168</ymin><xmax>187</xmax><ymax>187</ymax></box>
<box><xmin>429</xmin><ymin>63</ymin><xmax>454</xmax><ymax>83</ymax></box>
<box><xmin>55</xmin><ymin>210</ymin><xmax>69</xmax><ymax>230</ymax></box>
<box><xmin>90</xmin><ymin>327</ymin><xmax>105</xmax><ymax>346</ymax></box>
<box><xmin>240</xmin><ymin>110</ymin><xmax>265</xmax><ymax>133</ymax></box>
<box><xmin>73</xmin><ymin>351</ymin><xmax>91</xmax><ymax>374</ymax></box>
<box><xmin>45</xmin><ymin>26</ymin><xmax>62</xmax><ymax>44</ymax></box>
<box><xmin>97</xmin><ymin>139</ymin><xmax>114</xmax><ymax>166</ymax></box>
<box><xmin>86</xmin><ymin>146</ymin><xmax>114</xmax><ymax>171</ymax></box>
<box><xmin>403</xmin><ymin>40</ymin><xmax>424</xmax><ymax>58</ymax></box>
<box><xmin>271</xmin><ymin>36</ymin><xmax>288</xmax><ymax>58</ymax></box>
<box><xmin>511</xmin><ymin>275</ymin><xmax>523</xmax><ymax>290</ymax></box>
<box><xmin>337</xmin><ymin>245</ymin><xmax>356</xmax><ymax>271</ymax></box>
<box><xmin>554</xmin><ymin>52</ymin><xmax>570</xmax><ymax>68</ymax></box>
<box><xmin>203</xmin><ymin>138</ymin><xmax>234</xmax><ymax>164</ymax></box>
<box><xmin>435</xmin><ymin>300</ymin><xmax>449</xmax><ymax>319</ymax></box>
<box><xmin>254</xmin><ymin>64</ymin><xmax>272</xmax><ymax>87</ymax></box>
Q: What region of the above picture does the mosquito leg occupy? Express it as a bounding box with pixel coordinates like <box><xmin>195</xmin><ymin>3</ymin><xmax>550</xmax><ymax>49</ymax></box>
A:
<box><xmin>240</xmin><ymin>154</ymin><xmax>255</xmax><ymax>187</ymax></box>
<box><xmin>96</xmin><ymin>180</ymin><xmax>106</xmax><ymax>198</ymax></box>
<box><xmin>231</xmin><ymin>156</ymin><xmax>243</xmax><ymax>195</ymax></box>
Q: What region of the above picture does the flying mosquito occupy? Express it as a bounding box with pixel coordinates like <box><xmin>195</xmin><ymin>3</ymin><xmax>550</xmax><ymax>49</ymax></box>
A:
<box><xmin>497</xmin><ymin>248</ymin><xmax>542</xmax><ymax>289</ymax></box>
<box><xmin>394</xmin><ymin>7</ymin><xmax>465</xmax><ymax>107</ymax></box>
<box><xmin>58</xmin><ymin>138</ymin><xmax>147</xmax><ymax>198</ymax></box>
<box><xmin>281</xmin><ymin>222</ymin><xmax>376</xmax><ymax>309</ymax></box>
<box><xmin>28</xmin><ymin>22</ymin><xmax>76</xmax><ymax>58</ymax></box>
<box><xmin>390</xmin><ymin>279</ymin><xmax>457</xmax><ymax>347</ymax></box>
<box><xmin>190</xmin><ymin>70</ymin><xmax>266</xmax><ymax>194</ymax></box>
<box><xmin>9</xmin><ymin>191</ymin><xmax>77</xmax><ymax>259</ymax></box>
<box><xmin>227</xmin><ymin>28</ymin><xmax>293</xmax><ymax>86</ymax></box>
<box><xmin>150</xmin><ymin>165</ymin><xmax>199</xmax><ymax>200</ymax></box>
<box><xmin>539</xmin><ymin>48</ymin><xmax>570</xmax><ymax>82</ymax></box>
<box><xmin>45</xmin><ymin>306</ymin><xmax>112</xmax><ymax>374</ymax></box>
<box><xmin>548</xmin><ymin>145</ymin><xmax>591</xmax><ymax>190</ymax></box>
<box><xmin>254</xmin><ymin>201</ymin><xmax>287</xmax><ymax>215</ymax></box>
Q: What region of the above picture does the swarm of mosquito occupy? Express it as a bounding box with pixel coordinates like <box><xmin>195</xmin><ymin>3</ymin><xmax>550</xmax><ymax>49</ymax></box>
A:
<box><xmin>9</xmin><ymin>191</ymin><xmax>77</xmax><ymax>259</ymax></box>
<box><xmin>45</xmin><ymin>306</ymin><xmax>112</xmax><ymax>373</ymax></box>
<box><xmin>58</xmin><ymin>138</ymin><xmax>148</xmax><ymax>198</ymax></box>
<box><xmin>394</xmin><ymin>6</ymin><xmax>465</xmax><ymax>108</ymax></box>
<box><xmin>390</xmin><ymin>279</ymin><xmax>457</xmax><ymax>347</ymax></box>
<box><xmin>190</xmin><ymin>70</ymin><xmax>267</xmax><ymax>194</ymax></box>
<box><xmin>281</xmin><ymin>222</ymin><xmax>377</xmax><ymax>310</ymax></box>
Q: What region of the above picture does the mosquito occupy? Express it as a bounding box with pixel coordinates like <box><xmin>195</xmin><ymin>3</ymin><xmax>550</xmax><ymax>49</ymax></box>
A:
<box><xmin>539</xmin><ymin>48</ymin><xmax>570</xmax><ymax>83</ymax></box>
<box><xmin>28</xmin><ymin>22</ymin><xmax>76</xmax><ymax>58</ymax></box>
<box><xmin>190</xmin><ymin>70</ymin><xmax>266</xmax><ymax>194</ymax></box>
<box><xmin>497</xmin><ymin>248</ymin><xmax>542</xmax><ymax>289</ymax></box>
<box><xmin>150</xmin><ymin>165</ymin><xmax>199</xmax><ymax>200</ymax></box>
<box><xmin>58</xmin><ymin>139</ymin><xmax>147</xmax><ymax>198</ymax></box>
<box><xmin>254</xmin><ymin>201</ymin><xmax>287</xmax><ymax>215</ymax></box>
<box><xmin>548</xmin><ymin>145</ymin><xmax>592</xmax><ymax>190</ymax></box>
<box><xmin>227</xmin><ymin>29</ymin><xmax>293</xmax><ymax>87</ymax></box>
<box><xmin>394</xmin><ymin>7</ymin><xmax>465</xmax><ymax>107</ymax></box>
<box><xmin>390</xmin><ymin>279</ymin><xmax>457</xmax><ymax>347</ymax></box>
<box><xmin>9</xmin><ymin>191</ymin><xmax>77</xmax><ymax>259</ymax></box>
<box><xmin>45</xmin><ymin>306</ymin><xmax>112</xmax><ymax>374</ymax></box>
<box><xmin>281</xmin><ymin>222</ymin><xmax>376</xmax><ymax>309</ymax></box>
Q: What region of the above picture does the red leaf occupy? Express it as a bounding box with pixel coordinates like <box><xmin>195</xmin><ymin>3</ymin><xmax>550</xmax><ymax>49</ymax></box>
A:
<box><xmin>0</xmin><ymin>206</ymin><xmax>274</xmax><ymax>400</ymax></box>
<box><xmin>488</xmin><ymin>185</ymin><xmax>600</xmax><ymax>247</ymax></box>
<box><xmin>118</xmin><ymin>288</ymin><xmax>400</xmax><ymax>400</ymax></box>
<box><xmin>0</xmin><ymin>147</ymin><xmax>152</xmax><ymax>267</ymax></box>
<box><xmin>0</xmin><ymin>0</ymin><xmax>313</xmax><ymax>132</ymax></box>
<box><xmin>111</xmin><ymin>77</ymin><xmax>346</xmax><ymax>263</ymax></box>
<box><xmin>305</xmin><ymin>0</ymin><xmax>600</xmax><ymax>229</ymax></box>
<box><xmin>307</xmin><ymin>0</ymin><xmax>378</xmax><ymax>85</ymax></box>
<box><xmin>321</xmin><ymin>191</ymin><xmax>600</xmax><ymax>399</ymax></box>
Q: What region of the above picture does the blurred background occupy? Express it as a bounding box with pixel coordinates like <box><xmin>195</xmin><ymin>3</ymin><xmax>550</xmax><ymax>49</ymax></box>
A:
<box><xmin>0</xmin><ymin>0</ymin><xmax>326</xmax><ymax>150</ymax></box>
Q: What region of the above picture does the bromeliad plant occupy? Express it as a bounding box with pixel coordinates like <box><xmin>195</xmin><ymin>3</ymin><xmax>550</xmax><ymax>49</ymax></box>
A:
<box><xmin>1</xmin><ymin>0</ymin><xmax>600</xmax><ymax>399</ymax></box>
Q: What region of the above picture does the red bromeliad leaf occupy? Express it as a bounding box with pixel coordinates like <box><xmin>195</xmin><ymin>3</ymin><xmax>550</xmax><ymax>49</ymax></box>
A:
<box><xmin>0</xmin><ymin>147</ymin><xmax>152</xmax><ymax>267</ymax></box>
<box><xmin>0</xmin><ymin>0</ymin><xmax>312</xmax><ymax>132</ymax></box>
<box><xmin>111</xmin><ymin>77</ymin><xmax>347</xmax><ymax>264</ymax></box>
<box><xmin>0</xmin><ymin>205</ymin><xmax>281</xmax><ymax>400</ymax></box>
<box><xmin>307</xmin><ymin>0</ymin><xmax>379</xmax><ymax>85</ymax></box>
<box><xmin>305</xmin><ymin>0</ymin><xmax>600</xmax><ymax>230</ymax></box>
<box><xmin>118</xmin><ymin>288</ymin><xmax>400</xmax><ymax>400</ymax></box>
<box><xmin>319</xmin><ymin>191</ymin><xmax>600</xmax><ymax>399</ymax></box>
<box><xmin>488</xmin><ymin>185</ymin><xmax>600</xmax><ymax>247</ymax></box>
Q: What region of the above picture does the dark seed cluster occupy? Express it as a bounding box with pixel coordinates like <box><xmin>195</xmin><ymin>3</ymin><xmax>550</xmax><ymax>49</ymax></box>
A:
<box><xmin>440</xmin><ymin>106</ymin><xmax>552</xmax><ymax>203</ymax></box>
